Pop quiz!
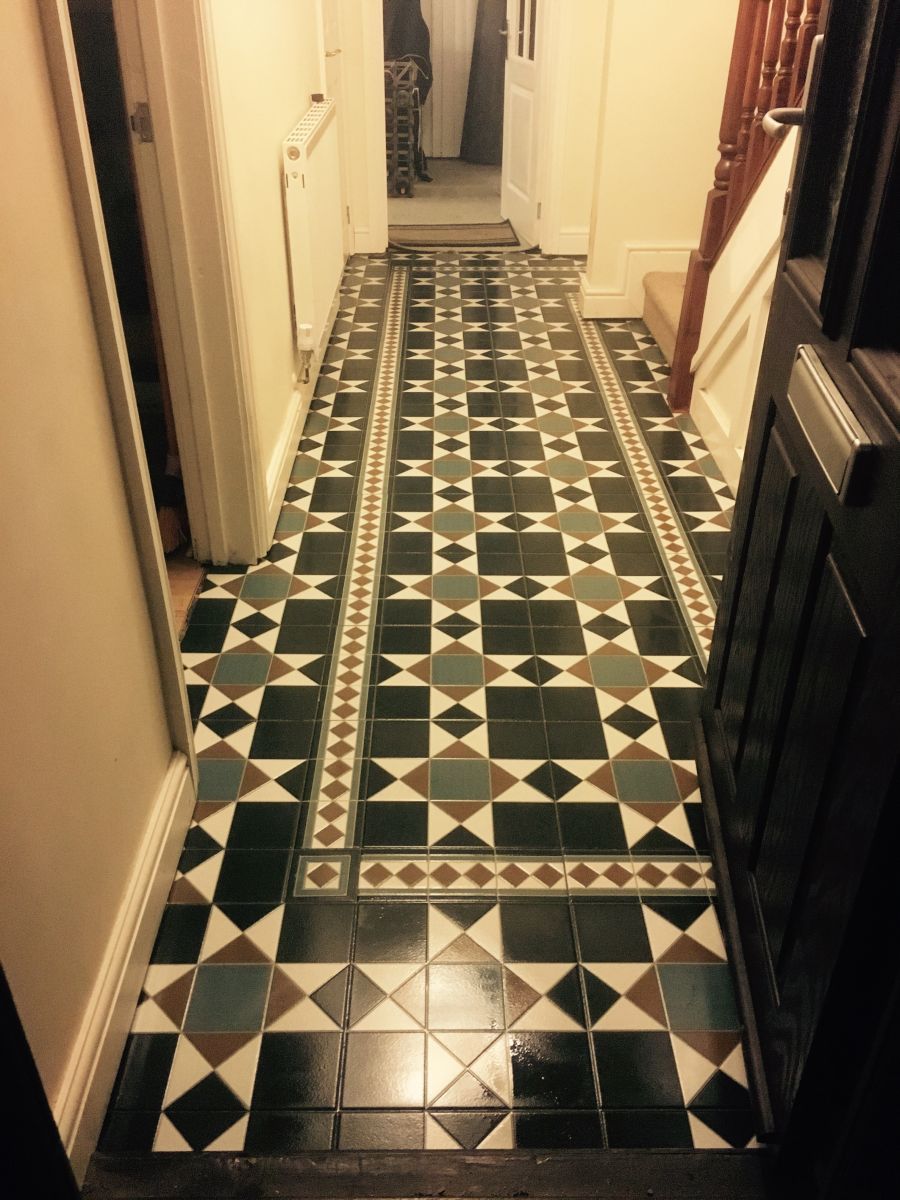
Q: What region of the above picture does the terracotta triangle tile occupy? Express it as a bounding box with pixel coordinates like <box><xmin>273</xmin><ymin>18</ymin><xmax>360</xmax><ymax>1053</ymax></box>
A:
<box><xmin>238</xmin><ymin>762</ymin><xmax>270</xmax><ymax>797</ymax></box>
<box><xmin>433</xmin><ymin>935</ymin><xmax>497</xmax><ymax>964</ymax></box>
<box><xmin>188</xmin><ymin>1031</ymin><xmax>255</xmax><ymax>1069</ymax></box>
<box><xmin>626</xmin><ymin>968</ymin><xmax>668</xmax><ymax>1026</ymax></box>
<box><xmin>401</xmin><ymin>762</ymin><xmax>431</xmax><ymax>797</ymax></box>
<box><xmin>614</xmin><ymin>742</ymin><xmax>665</xmax><ymax>761</ymax></box>
<box><xmin>677</xmin><ymin>1030</ymin><xmax>742</xmax><ymax>1066</ymax></box>
<box><xmin>206</xmin><ymin>934</ymin><xmax>270</xmax><ymax>965</ymax></box>
<box><xmin>503</xmin><ymin>967</ymin><xmax>541</xmax><ymax>1024</ymax></box>
<box><xmin>659</xmin><ymin>934</ymin><xmax>724</xmax><ymax>965</ymax></box>
<box><xmin>169</xmin><ymin>878</ymin><xmax>209</xmax><ymax>905</ymax></box>
<box><xmin>489</xmin><ymin>761</ymin><xmax>519</xmax><ymax>798</ymax></box>
<box><xmin>154</xmin><ymin>971</ymin><xmax>194</xmax><ymax>1026</ymax></box>
<box><xmin>672</xmin><ymin>763</ymin><xmax>699</xmax><ymax>797</ymax></box>
<box><xmin>585</xmin><ymin>762</ymin><xmax>617</xmax><ymax>796</ymax></box>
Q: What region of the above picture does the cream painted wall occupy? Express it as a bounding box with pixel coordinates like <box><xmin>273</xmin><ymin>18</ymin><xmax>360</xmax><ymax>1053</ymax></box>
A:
<box><xmin>0</xmin><ymin>0</ymin><xmax>172</xmax><ymax>1110</ymax></box>
<box><xmin>580</xmin><ymin>0</ymin><xmax>740</xmax><ymax>316</ymax></box>
<box><xmin>203</xmin><ymin>0</ymin><xmax>324</xmax><ymax>507</ymax></box>
<box><xmin>691</xmin><ymin>131</ymin><xmax>797</xmax><ymax>491</ymax></box>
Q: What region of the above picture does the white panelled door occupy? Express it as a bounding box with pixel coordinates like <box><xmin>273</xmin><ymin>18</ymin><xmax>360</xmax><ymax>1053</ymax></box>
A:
<box><xmin>500</xmin><ymin>0</ymin><xmax>539</xmax><ymax>244</ymax></box>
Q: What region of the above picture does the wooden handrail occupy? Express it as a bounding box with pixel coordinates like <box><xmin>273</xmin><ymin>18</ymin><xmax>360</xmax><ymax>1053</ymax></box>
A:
<box><xmin>667</xmin><ymin>0</ymin><xmax>821</xmax><ymax>412</ymax></box>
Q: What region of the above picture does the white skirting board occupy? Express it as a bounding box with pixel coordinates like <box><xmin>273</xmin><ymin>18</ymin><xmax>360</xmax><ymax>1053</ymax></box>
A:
<box><xmin>54</xmin><ymin>753</ymin><xmax>195</xmax><ymax>1182</ymax></box>
<box><xmin>578</xmin><ymin>245</ymin><xmax>692</xmax><ymax>318</ymax></box>
<box><xmin>264</xmin><ymin>286</ymin><xmax>342</xmax><ymax>542</ymax></box>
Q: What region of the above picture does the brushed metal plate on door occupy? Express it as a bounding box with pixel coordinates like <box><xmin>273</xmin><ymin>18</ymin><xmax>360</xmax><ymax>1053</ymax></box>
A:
<box><xmin>787</xmin><ymin>346</ymin><xmax>872</xmax><ymax>502</ymax></box>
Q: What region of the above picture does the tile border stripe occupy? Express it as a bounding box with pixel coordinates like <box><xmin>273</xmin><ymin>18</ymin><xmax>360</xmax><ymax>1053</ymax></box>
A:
<box><xmin>304</xmin><ymin>266</ymin><xmax>410</xmax><ymax>851</ymax></box>
<box><xmin>569</xmin><ymin>300</ymin><xmax>717</xmax><ymax>663</ymax></box>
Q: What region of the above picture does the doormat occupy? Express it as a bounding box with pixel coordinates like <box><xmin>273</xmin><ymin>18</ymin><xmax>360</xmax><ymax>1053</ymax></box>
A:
<box><xmin>389</xmin><ymin>220</ymin><xmax>520</xmax><ymax>248</ymax></box>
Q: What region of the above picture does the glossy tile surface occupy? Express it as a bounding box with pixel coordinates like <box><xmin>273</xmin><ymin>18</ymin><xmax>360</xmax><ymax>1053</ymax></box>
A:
<box><xmin>100</xmin><ymin>253</ymin><xmax>752</xmax><ymax>1154</ymax></box>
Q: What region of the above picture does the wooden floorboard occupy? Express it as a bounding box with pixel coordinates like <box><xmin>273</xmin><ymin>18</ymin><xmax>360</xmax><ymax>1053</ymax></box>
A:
<box><xmin>83</xmin><ymin>1149</ymin><xmax>779</xmax><ymax>1200</ymax></box>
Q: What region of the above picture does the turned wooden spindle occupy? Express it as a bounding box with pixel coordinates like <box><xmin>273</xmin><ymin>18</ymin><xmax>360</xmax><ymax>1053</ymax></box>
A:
<box><xmin>773</xmin><ymin>0</ymin><xmax>805</xmax><ymax>107</ymax></box>
<box><xmin>746</xmin><ymin>0</ymin><xmax>788</xmax><ymax>179</ymax></box>
<box><xmin>727</xmin><ymin>0</ymin><xmax>773</xmax><ymax>226</ymax></box>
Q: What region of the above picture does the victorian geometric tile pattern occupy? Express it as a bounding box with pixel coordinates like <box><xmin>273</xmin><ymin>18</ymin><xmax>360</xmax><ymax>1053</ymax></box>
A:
<box><xmin>100</xmin><ymin>252</ymin><xmax>752</xmax><ymax>1156</ymax></box>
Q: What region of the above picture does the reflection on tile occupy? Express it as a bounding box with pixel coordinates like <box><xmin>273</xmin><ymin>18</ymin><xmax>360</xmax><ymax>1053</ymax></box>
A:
<box><xmin>102</xmin><ymin>254</ymin><xmax>753</xmax><ymax>1156</ymax></box>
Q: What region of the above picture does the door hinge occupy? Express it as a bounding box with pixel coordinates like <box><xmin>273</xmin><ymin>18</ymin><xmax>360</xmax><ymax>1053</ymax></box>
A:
<box><xmin>129</xmin><ymin>101</ymin><xmax>154</xmax><ymax>143</ymax></box>
<box><xmin>783</xmin><ymin>187</ymin><xmax>792</xmax><ymax>215</ymax></box>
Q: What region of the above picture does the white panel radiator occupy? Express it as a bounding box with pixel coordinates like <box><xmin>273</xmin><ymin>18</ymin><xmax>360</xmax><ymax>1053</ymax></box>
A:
<box><xmin>282</xmin><ymin>99</ymin><xmax>345</xmax><ymax>378</ymax></box>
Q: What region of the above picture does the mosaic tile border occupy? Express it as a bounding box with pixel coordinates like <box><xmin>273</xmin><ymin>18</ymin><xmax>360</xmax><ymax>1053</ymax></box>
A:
<box><xmin>304</xmin><ymin>267</ymin><xmax>409</xmax><ymax>852</ymax></box>
<box><xmin>571</xmin><ymin>302</ymin><xmax>718</xmax><ymax>663</ymax></box>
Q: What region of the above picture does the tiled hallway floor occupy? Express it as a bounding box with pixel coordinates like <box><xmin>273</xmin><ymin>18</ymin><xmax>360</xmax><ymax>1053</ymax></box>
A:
<box><xmin>100</xmin><ymin>252</ymin><xmax>754</xmax><ymax>1156</ymax></box>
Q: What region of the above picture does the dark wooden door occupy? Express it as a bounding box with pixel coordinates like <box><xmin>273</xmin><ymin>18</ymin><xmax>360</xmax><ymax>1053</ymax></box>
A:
<box><xmin>700</xmin><ymin>0</ymin><xmax>900</xmax><ymax>1144</ymax></box>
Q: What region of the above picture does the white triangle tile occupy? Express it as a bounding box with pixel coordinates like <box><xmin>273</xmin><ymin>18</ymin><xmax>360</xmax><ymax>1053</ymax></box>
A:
<box><xmin>465</xmin><ymin>906</ymin><xmax>502</xmax><ymax>960</ymax></box>
<box><xmin>427</xmin><ymin>1036</ymin><xmax>466</xmax><ymax>1103</ymax></box>
<box><xmin>216</xmin><ymin>1037</ymin><xmax>261</xmax><ymax>1107</ymax></box>
<box><xmin>152</xmin><ymin>1115</ymin><xmax>191</xmax><ymax>1152</ymax></box>
<box><xmin>583</xmin><ymin>963</ymin><xmax>652</xmax><ymax>992</ymax></box>
<box><xmin>508</xmin><ymin>962</ymin><xmax>574</xmax><ymax>994</ymax></box>
<box><xmin>204</xmin><ymin>1114</ymin><xmax>249</xmax><ymax>1152</ymax></box>
<box><xmin>244</xmin><ymin>906</ymin><xmax>285</xmax><ymax>960</ymax></box>
<box><xmin>219</xmin><ymin>724</ymin><xmax>255</xmax><ymax>756</ymax></box>
<box><xmin>721</xmin><ymin>1044</ymin><xmax>749</xmax><ymax>1087</ymax></box>
<box><xmin>195</xmin><ymin>803</ymin><xmax>236</xmax><ymax>848</ymax></box>
<box><xmin>429</xmin><ymin>906</ymin><xmax>463</xmax><ymax>959</ymax></box>
<box><xmin>462</xmin><ymin>805</ymin><xmax>494</xmax><ymax>844</ymax></box>
<box><xmin>604</xmin><ymin>724</ymin><xmax>669</xmax><ymax>757</ymax></box>
<box><xmin>592</xmin><ymin>995</ymin><xmax>665</xmax><ymax>1032</ymax></box>
<box><xmin>684</xmin><ymin>906</ymin><xmax>727</xmax><ymax>958</ymax></box>
<box><xmin>132</xmin><ymin>998</ymin><xmax>179</xmax><ymax>1034</ymax></box>
<box><xmin>199</xmin><ymin>908</ymin><xmax>243</xmax><ymax>961</ymax></box>
<box><xmin>425</xmin><ymin>1114</ymin><xmax>460</xmax><ymax>1148</ymax></box>
<box><xmin>356</xmin><ymin>962</ymin><xmax>422</xmax><ymax>994</ymax></box>
<box><xmin>353</xmin><ymin>997</ymin><xmax>421</xmax><ymax>1031</ymax></box>
<box><xmin>143</xmin><ymin>964</ymin><xmax>195</xmax><ymax>996</ymax></box>
<box><xmin>643</xmin><ymin>908</ymin><xmax>682</xmax><ymax>959</ymax></box>
<box><xmin>511</xmin><ymin>996</ymin><xmax>583</xmax><ymax>1032</ymax></box>
<box><xmin>477</xmin><ymin>1113</ymin><xmax>514</xmax><ymax>1149</ymax></box>
<box><xmin>181</xmin><ymin>852</ymin><xmax>223</xmax><ymax>903</ymax></box>
<box><xmin>672</xmin><ymin>1034</ymin><xmax>717</xmax><ymax>1104</ymax></box>
<box><xmin>688</xmin><ymin>1112</ymin><xmax>731</xmax><ymax>1149</ymax></box>
<box><xmin>162</xmin><ymin>1038</ymin><xmax>211</xmax><ymax>1107</ymax></box>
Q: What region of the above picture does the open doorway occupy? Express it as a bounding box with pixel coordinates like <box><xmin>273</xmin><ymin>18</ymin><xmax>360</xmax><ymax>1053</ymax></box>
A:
<box><xmin>384</xmin><ymin>0</ymin><xmax>520</xmax><ymax>246</ymax></box>
<box><xmin>67</xmin><ymin>0</ymin><xmax>203</xmax><ymax>632</ymax></box>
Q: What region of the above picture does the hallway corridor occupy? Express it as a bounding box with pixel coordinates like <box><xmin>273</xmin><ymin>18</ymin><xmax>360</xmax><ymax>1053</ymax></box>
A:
<box><xmin>98</xmin><ymin>252</ymin><xmax>754</xmax><ymax>1156</ymax></box>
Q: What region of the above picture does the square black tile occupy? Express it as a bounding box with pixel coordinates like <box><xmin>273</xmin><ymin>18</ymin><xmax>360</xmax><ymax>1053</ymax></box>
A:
<box><xmin>604</xmin><ymin>1108</ymin><xmax>693</xmax><ymax>1148</ymax></box>
<box><xmin>109</xmin><ymin>1034</ymin><xmax>177</xmax><ymax>1110</ymax></box>
<box><xmin>227</xmin><ymin>803</ymin><xmax>300</xmax><ymax>849</ymax></box>
<box><xmin>500</xmin><ymin>901</ymin><xmax>575</xmax><ymax>961</ymax></box>
<box><xmin>541</xmin><ymin>688</ymin><xmax>600</xmax><ymax>723</ymax></box>
<box><xmin>593</xmin><ymin>1032</ymin><xmax>682</xmax><ymax>1107</ymax></box>
<box><xmin>150</xmin><ymin>905</ymin><xmax>209</xmax><ymax>964</ymax></box>
<box><xmin>278</xmin><ymin>902</ymin><xmax>354</xmax><ymax>961</ymax></box>
<box><xmin>545</xmin><ymin>722</ymin><xmax>607</xmax><ymax>759</ymax></box>
<box><xmin>573</xmin><ymin>899</ymin><xmax>652</xmax><ymax>961</ymax></box>
<box><xmin>370</xmin><ymin>686</ymin><xmax>431</xmax><ymax>720</ymax></box>
<box><xmin>513</xmin><ymin>1111</ymin><xmax>603</xmax><ymax>1149</ymax></box>
<box><xmin>363</xmin><ymin>801</ymin><xmax>428</xmax><ymax>848</ymax></box>
<box><xmin>485</xmin><ymin>687</ymin><xmax>543</xmax><ymax>721</ymax></box>
<box><xmin>355</xmin><ymin>902</ymin><xmax>427</xmax><ymax>962</ymax></box>
<box><xmin>509</xmin><ymin>1033</ymin><xmax>597</xmax><ymax>1108</ymax></box>
<box><xmin>245</xmin><ymin>1111</ymin><xmax>334</xmax><ymax>1152</ymax></box>
<box><xmin>558</xmin><ymin>804</ymin><xmax>627</xmax><ymax>853</ymax></box>
<box><xmin>368</xmin><ymin>719</ymin><xmax>430</xmax><ymax>758</ymax></box>
<box><xmin>338</xmin><ymin>1111</ymin><xmax>424</xmax><ymax>1149</ymax></box>
<box><xmin>482</xmin><ymin>625</ymin><xmax>534</xmax><ymax>654</ymax></box>
<box><xmin>258</xmin><ymin>687</ymin><xmax>320</xmax><ymax>722</ymax></box>
<box><xmin>487</xmin><ymin>721</ymin><xmax>548</xmax><ymax>758</ymax></box>
<box><xmin>342</xmin><ymin>1032</ymin><xmax>426</xmax><ymax>1107</ymax></box>
<box><xmin>249</xmin><ymin>720</ymin><xmax>318</xmax><ymax>759</ymax></box>
<box><xmin>493</xmin><ymin>803</ymin><xmax>560</xmax><ymax>851</ymax></box>
<box><xmin>252</xmin><ymin>1032</ymin><xmax>341</xmax><ymax>1107</ymax></box>
<box><xmin>214</xmin><ymin>850</ymin><xmax>289</xmax><ymax>902</ymax></box>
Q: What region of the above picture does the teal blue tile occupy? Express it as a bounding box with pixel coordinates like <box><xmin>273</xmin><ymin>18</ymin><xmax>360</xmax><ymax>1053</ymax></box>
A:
<box><xmin>658</xmin><ymin>964</ymin><xmax>741</xmax><ymax>1030</ymax></box>
<box><xmin>184</xmin><ymin>964</ymin><xmax>272</xmax><ymax>1031</ymax></box>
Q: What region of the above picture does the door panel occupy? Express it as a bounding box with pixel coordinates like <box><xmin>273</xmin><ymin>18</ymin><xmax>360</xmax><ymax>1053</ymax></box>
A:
<box><xmin>500</xmin><ymin>0</ymin><xmax>539</xmax><ymax>243</ymax></box>
<box><xmin>700</xmin><ymin>0</ymin><xmax>900</xmax><ymax>1154</ymax></box>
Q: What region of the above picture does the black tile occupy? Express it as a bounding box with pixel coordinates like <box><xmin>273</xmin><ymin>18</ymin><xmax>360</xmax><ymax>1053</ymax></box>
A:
<box><xmin>252</xmin><ymin>1033</ymin><xmax>341</xmax><ymax>1107</ymax></box>
<box><xmin>338</xmin><ymin>1111</ymin><xmax>424</xmax><ymax>1149</ymax></box>
<box><xmin>249</xmin><ymin>720</ymin><xmax>318</xmax><ymax>758</ymax></box>
<box><xmin>342</xmin><ymin>1032</ymin><xmax>425</xmax><ymax>1107</ymax></box>
<box><xmin>558</xmin><ymin>804</ymin><xmax>628</xmax><ymax>853</ymax></box>
<box><xmin>632</xmin><ymin>625</ymin><xmax>695</xmax><ymax>655</ymax></box>
<box><xmin>485</xmin><ymin>687</ymin><xmax>543</xmax><ymax>721</ymax></box>
<box><xmin>258</xmin><ymin>688</ymin><xmax>321</xmax><ymax>722</ymax></box>
<box><xmin>369</xmin><ymin>719</ymin><xmax>430</xmax><ymax>757</ymax></box>
<box><xmin>513</xmin><ymin>1111</ymin><xmax>603</xmax><ymax>1149</ymax></box>
<box><xmin>214</xmin><ymin>850</ymin><xmax>289</xmax><ymax>902</ymax></box>
<box><xmin>355</xmin><ymin>902</ymin><xmax>427</xmax><ymax>962</ymax></box>
<box><xmin>509</xmin><ymin>1033</ymin><xmax>597</xmax><ymax>1108</ymax></box>
<box><xmin>573</xmin><ymin>899</ymin><xmax>652</xmax><ymax>960</ymax></box>
<box><xmin>281</xmin><ymin>599</ymin><xmax>337</xmax><ymax>626</ymax></box>
<box><xmin>593</xmin><ymin>1032</ymin><xmax>682</xmax><ymax>1108</ymax></box>
<box><xmin>480</xmin><ymin>599</ymin><xmax>531</xmax><ymax>626</ymax></box>
<box><xmin>501</xmin><ymin>901</ymin><xmax>575</xmax><ymax>961</ymax></box>
<box><xmin>604</xmin><ymin>1108</ymin><xmax>693</xmax><ymax>1148</ymax></box>
<box><xmin>278</xmin><ymin>902</ymin><xmax>354</xmax><ymax>961</ymax></box>
<box><xmin>487</xmin><ymin>721</ymin><xmax>548</xmax><ymax>758</ymax></box>
<box><xmin>482</xmin><ymin>625</ymin><xmax>534</xmax><ymax>654</ymax></box>
<box><xmin>530</xmin><ymin>626</ymin><xmax>586</xmax><ymax>654</ymax></box>
<box><xmin>245</xmin><ymin>1111</ymin><xmax>334</xmax><ymax>1152</ymax></box>
<box><xmin>379</xmin><ymin>625</ymin><xmax>431</xmax><ymax>654</ymax></box>
<box><xmin>275</xmin><ymin>624</ymin><xmax>333</xmax><ymax>653</ymax></box>
<box><xmin>180</xmin><ymin>624</ymin><xmax>229</xmax><ymax>653</ymax></box>
<box><xmin>528</xmin><ymin>600</ymin><xmax>581</xmax><ymax>627</ymax></box>
<box><xmin>150</xmin><ymin>905</ymin><xmax>209</xmax><ymax>964</ymax></box>
<box><xmin>493</xmin><ymin>803</ymin><xmax>560</xmax><ymax>851</ymax></box>
<box><xmin>227</xmin><ymin>803</ymin><xmax>300</xmax><ymax>849</ymax></box>
<box><xmin>687</xmin><ymin>1108</ymin><xmax>757</xmax><ymax>1148</ymax></box>
<box><xmin>381</xmin><ymin>599</ymin><xmax>433</xmax><ymax>625</ymax></box>
<box><xmin>651</xmin><ymin>687</ymin><xmax>703</xmax><ymax>722</ymax></box>
<box><xmin>98</xmin><ymin>1111</ymin><xmax>160</xmax><ymax>1153</ymax></box>
<box><xmin>545</xmin><ymin>722</ymin><xmax>607</xmax><ymax>759</ymax></box>
<box><xmin>109</xmin><ymin>1034</ymin><xmax>177</xmax><ymax>1110</ymax></box>
<box><xmin>363</xmin><ymin>801</ymin><xmax>428</xmax><ymax>848</ymax></box>
<box><xmin>541</xmin><ymin>688</ymin><xmax>600</xmax><ymax>723</ymax></box>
